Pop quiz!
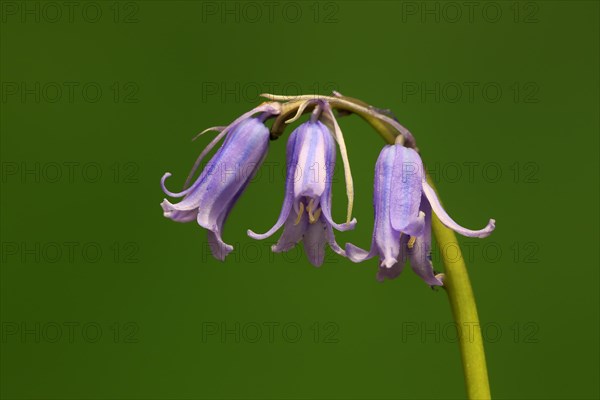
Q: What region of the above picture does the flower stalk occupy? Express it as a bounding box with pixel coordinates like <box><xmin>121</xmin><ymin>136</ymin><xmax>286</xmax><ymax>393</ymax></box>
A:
<box><xmin>429</xmin><ymin>188</ymin><xmax>491</xmax><ymax>400</ymax></box>
<box><xmin>271</xmin><ymin>93</ymin><xmax>491</xmax><ymax>398</ymax></box>
<box><xmin>357</xmin><ymin>101</ymin><xmax>492</xmax><ymax>399</ymax></box>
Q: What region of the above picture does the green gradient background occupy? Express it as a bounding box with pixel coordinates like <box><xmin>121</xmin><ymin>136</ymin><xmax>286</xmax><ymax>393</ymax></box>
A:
<box><xmin>1</xmin><ymin>1</ymin><xmax>598</xmax><ymax>399</ymax></box>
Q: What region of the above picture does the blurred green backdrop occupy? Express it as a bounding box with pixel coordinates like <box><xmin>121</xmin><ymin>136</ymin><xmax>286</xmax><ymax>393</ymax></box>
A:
<box><xmin>1</xmin><ymin>1</ymin><xmax>598</xmax><ymax>399</ymax></box>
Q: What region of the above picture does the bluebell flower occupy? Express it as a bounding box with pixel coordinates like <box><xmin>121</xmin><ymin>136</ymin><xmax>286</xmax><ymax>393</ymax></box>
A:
<box><xmin>161</xmin><ymin>103</ymin><xmax>280</xmax><ymax>261</ymax></box>
<box><xmin>346</xmin><ymin>143</ymin><xmax>495</xmax><ymax>285</ymax></box>
<box><xmin>248</xmin><ymin>105</ymin><xmax>356</xmax><ymax>267</ymax></box>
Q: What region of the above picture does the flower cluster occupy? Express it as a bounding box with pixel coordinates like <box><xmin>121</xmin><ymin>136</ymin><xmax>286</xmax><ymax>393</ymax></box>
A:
<box><xmin>160</xmin><ymin>94</ymin><xmax>495</xmax><ymax>286</ymax></box>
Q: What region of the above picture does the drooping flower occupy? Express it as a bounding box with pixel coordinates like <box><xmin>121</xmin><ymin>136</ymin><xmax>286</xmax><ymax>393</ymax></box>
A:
<box><xmin>161</xmin><ymin>103</ymin><xmax>280</xmax><ymax>261</ymax></box>
<box><xmin>248</xmin><ymin>104</ymin><xmax>356</xmax><ymax>267</ymax></box>
<box><xmin>346</xmin><ymin>143</ymin><xmax>495</xmax><ymax>285</ymax></box>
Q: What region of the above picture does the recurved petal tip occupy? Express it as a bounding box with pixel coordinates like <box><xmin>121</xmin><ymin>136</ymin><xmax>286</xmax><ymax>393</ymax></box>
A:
<box><xmin>345</xmin><ymin>243</ymin><xmax>373</xmax><ymax>263</ymax></box>
<box><xmin>469</xmin><ymin>218</ymin><xmax>496</xmax><ymax>238</ymax></box>
<box><xmin>339</xmin><ymin>218</ymin><xmax>358</xmax><ymax>231</ymax></box>
<box><xmin>161</xmin><ymin>172</ymin><xmax>193</xmax><ymax>198</ymax></box>
<box><xmin>479</xmin><ymin>219</ymin><xmax>496</xmax><ymax>238</ymax></box>
<box><xmin>207</xmin><ymin>231</ymin><xmax>234</xmax><ymax>261</ymax></box>
<box><xmin>161</xmin><ymin>199</ymin><xmax>198</xmax><ymax>223</ymax></box>
<box><xmin>160</xmin><ymin>199</ymin><xmax>177</xmax><ymax>217</ymax></box>
<box><xmin>247</xmin><ymin>229</ymin><xmax>261</xmax><ymax>240</ymax></box>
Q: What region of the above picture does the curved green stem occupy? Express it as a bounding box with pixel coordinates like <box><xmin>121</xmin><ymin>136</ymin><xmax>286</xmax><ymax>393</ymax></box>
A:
<box><xmin>336</xmin><ymin>96</ymin><xmax>491</xmax><ymax>399</ymax></box>
<box><xmin>426</xmin><ymin>176</ymin><xmax>491</xmax><ymax>400</ymax></box>
<box><xmin>381</xmin><ymin>133</ymin><xmax>491</xmax><ymax>400</ymax></box>
<box><xmin>262</xmin><ymin>93</ymin><xmax>491</xmax><ymax>398</ymax></box>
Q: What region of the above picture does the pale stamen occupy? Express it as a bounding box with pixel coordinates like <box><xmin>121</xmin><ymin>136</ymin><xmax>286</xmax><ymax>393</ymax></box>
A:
<box><xmin>307</xmin><ymin>199</ymin><xmax>322</xmax><ymax>224</ymax></box>
<box><xmin>294</xmin><ymin>202</ymin><xmax>305</xmax><ymax>225</ymax></box>
<box><xmin>309</xmin><ymin>208</ymin><xmax>322</xmax><ymax>224</ymax></box>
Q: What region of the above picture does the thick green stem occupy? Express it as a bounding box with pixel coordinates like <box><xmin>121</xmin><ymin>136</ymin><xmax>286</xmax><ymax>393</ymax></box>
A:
<box><xmin>263</xmin><ymin>94</ymin><xmax>492</xmax><ymax>398</ymax></box>
<box><xmin>348</xmin><ymin>99</ymin><xmax>491</xmax><ymax>399</ymax></box>
<box><xmin>426</xmin><ymin>176</ymin><xmax>491</xmax><ymax>400</ymax></box>
<box><xmin>386</xmin><ymin>141</ymin><xmax>491</xmax><ymax>400</ymax></box>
